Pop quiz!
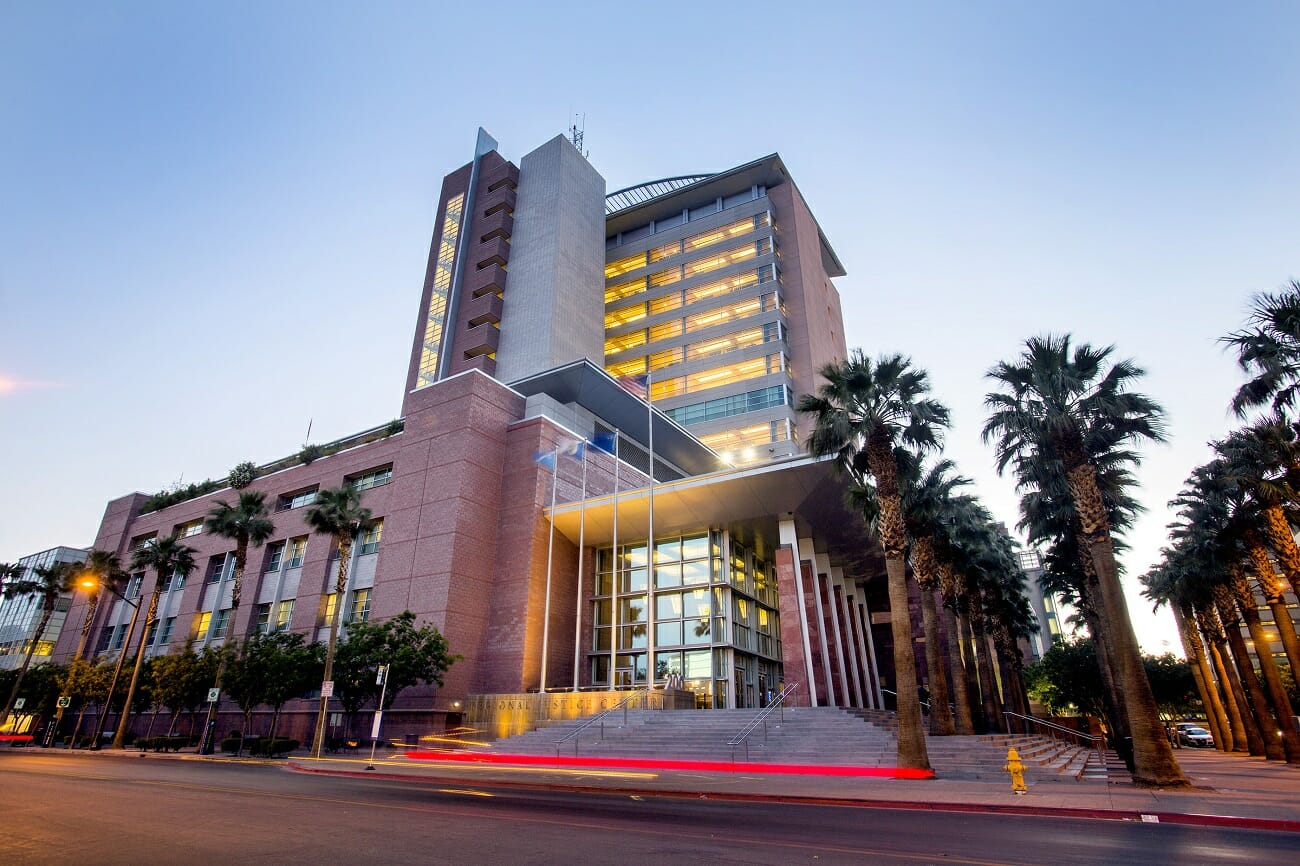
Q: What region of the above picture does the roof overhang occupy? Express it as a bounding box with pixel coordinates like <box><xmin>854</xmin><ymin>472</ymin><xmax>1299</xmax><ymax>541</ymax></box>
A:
<box><xmin>546</xmin><ymin>454</ymin><xmax>884</xmax><ymax>578</ymax></box>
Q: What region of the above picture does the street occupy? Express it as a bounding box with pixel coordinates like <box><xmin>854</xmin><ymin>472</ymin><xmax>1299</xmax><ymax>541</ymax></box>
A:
<box><xmin>1</xmin><ymin>751</ymin><xmax>1297</xmax><ymax>865</ymax></box>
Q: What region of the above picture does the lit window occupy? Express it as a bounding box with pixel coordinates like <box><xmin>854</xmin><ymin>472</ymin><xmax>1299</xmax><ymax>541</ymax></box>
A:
<box><xmin>359</xmin><ymin>520</ymin><xmax>383</xmax><ymax>556</ymax></box>
<box><xmin>604</xmin><ymin>251</ymin><xmax>647</xmax><ymax>280</ymax></box>
<box><xmin>349</xmin><ymin>589</ymin><xmax>371</xmax><ymax>623</ymax></box>
<box><xmin>176</xmin><ymin>519</ymin><xmax>203</xmax><ymax>538</ymax></box>
<box><xmin>606</xmin><ymin>356</ymin><xmax>647</xmax><ymax>379</ymax></box>
<box><xmin>417</xmin><ymin>193</ymin><xmax>465</xmax><ymax>388</ymax></box>
<box><xmin>323</xmin><ymin>593</ymin><xmax>338</xmax><ymax>625</ymax></box>
<box><xmin>286</xmin><ymin>537</ymin><xmax>307</xmax><ymax>568</ymax></box>
<box><xmin>604</xmin><ymin>304</ymin><xmax>647</xmax><ymax>330</ymax></box>
<box><xmin>604</xmin><ymin>279</ymin><xmax>647</xmax><ymax>305</ymax></box>
<box><xmin>275</xmin><ymin>599</ymin><xmax>294</xmax><ymax>631</ymax></box>
<box><xmin>194</xmin><ymin>612</ymin><xmax>212</xmax><ymax>641</ymax></box>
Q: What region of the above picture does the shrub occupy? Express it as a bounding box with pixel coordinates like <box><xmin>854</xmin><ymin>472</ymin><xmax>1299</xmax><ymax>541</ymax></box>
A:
<box><xmin>298</xmin><ymin>444</ymin><xmax>324</xmax><ymax>465</ymax></box>
<box><xmin>220</xmin><ymin>737</ymin><xmax>242</xmax><ymax>754</ymax></box>
<box><xmin>257</xmin><ymin>738</ymin><xmax>300</xmax><ymax>757</ymax></box>
<box><xmin>228</xmin><ymin>461</ymin><xmax>258</xmax><ymax>490</ymax></box>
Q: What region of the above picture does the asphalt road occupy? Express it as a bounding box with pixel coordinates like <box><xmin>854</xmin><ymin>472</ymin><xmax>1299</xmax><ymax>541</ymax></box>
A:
<box><xmin>1</xmin><ymin>752</ymin><xmax>1297</xmax><ymax>865</ymax></box>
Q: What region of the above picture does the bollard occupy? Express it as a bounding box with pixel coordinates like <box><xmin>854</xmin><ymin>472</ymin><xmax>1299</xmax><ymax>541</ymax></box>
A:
<box><xmin>1004</xmin><ymin>747</ymin><xmax>1027</xmax><ymax>795</ymax></box>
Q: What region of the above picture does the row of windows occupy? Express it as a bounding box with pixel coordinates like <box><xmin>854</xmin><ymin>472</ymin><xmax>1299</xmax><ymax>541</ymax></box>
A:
<box><xmin>606</xmin><ymin>292</ymin><xmax>783</xmax><ymax>364</ymax></box>
<box><xmin>605</xmin><ymin>213</ymin><xmax>771</xmax><ymax>280</ymax></box>
<box><xmin>699</xmin><ymin>421</ymin><xmax>794</xmax><ymax>455</ymax></box>
<box><xmin>606</xmin><ymin>261</ymin><xmax>775</xmax><ymax>311</ymax></box>
<box><xmin>665</xmin><ymin>385</ymin><xmax>792</xmax><ymax>427</ymax></box>
<box><xmin>647</xmin><ymin>353</ymin><xmax>786</xmax><ymax>402</ymax></box>
<box><xmin>604</xmin><ymin>240</ymin><xmax>773</xmax><ymax>325</ymax></box>
<box><xmin>606</xmin><ymin>322</ymin><xmax>781</xmax><ymax>380</ymax></box>
<box><xmin>417</xmin><ymin>192</ymin><xmax>465</xmax><ymax>387</ymax></box>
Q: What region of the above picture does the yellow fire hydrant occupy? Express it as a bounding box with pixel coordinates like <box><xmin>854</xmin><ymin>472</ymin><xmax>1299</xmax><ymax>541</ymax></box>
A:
<box><xmin>1004</xmin><ymin>747</ymin><xmax>1028</xmax><ymax>794</ymax></box>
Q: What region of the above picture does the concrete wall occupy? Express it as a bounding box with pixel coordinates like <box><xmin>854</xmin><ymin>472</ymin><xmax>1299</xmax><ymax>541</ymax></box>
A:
<box><xmin>495</xmin><ymin>135</ymin><xmax>606</xmax><ymax>383</ymax></box>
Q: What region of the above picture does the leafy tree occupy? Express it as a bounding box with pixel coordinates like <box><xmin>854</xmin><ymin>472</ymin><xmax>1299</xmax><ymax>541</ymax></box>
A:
<box><xmin>1143</xmin><ymin>654</ymin><xmax>1199</xmax><ymax>718</ymax></box>
<box><xmin>0</xmin><ymin>561</ymin><xmax>76</xmax><ymax>728</ymax></box>
<box><xmin>223</xmin><ymin>632</ymin><xmax>322</xmax><ymax>743</ymax></box>
<box><xmin>151</xmin><ymin>645</ymin><xmax>220</xmax><ymax>736</ymax></box>
<box><xmin>59</xmin><ymin>659</ymin><xmax>112</xmax><ymax>745</ymax></box>
<box><xmin>1026</xmin><ymin>637</ymin><xmax>1109</xmax><ymax>724</ymax></box>
<box><xmin>333</xmin><ymin>611</ymin><xmax>458</xmax><ymax>737</ymax></box>
<box><xmin>304</xmin><ymin>486</ymin><xmax>375</xmax><ymax>758</ymax></box>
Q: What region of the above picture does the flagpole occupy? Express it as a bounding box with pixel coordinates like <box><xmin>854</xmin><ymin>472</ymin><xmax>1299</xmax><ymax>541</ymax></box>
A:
<box><xmin>610</xmin><ymin>430</ymin><xmax>620</xmax><ymax>688</ymax></box>
<box><xmin>572</xmin><ymin>443</ymin><xmax>588</xmax><ymax>691</ymax></box>
<box><xmin>645</xmin><ymin>370</ymin><xmax>655</xmax><ymax>690</ymax></box>
<box><xmin>540</xmin><ymin>450</ymin><xmax>558</xmax><ymax>694</ymax></box>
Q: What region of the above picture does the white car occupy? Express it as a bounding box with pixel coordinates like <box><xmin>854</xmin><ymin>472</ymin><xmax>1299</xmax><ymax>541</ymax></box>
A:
<box><xmin>1176</xmin><ymin>723</ymin><xmax>1214</xmax><ymax>748</ymax></box>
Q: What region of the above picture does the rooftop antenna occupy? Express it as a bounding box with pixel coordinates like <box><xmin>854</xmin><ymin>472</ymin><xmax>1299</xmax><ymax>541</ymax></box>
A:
<box><xmin>569</xmin><ymin>113</ymin><xmax>588</xmax><ymax>159</ymax></box>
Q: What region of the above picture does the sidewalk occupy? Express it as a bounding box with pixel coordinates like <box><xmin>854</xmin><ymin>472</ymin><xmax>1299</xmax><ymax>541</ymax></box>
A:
<box><xmin>44</xmin><ymin>741</ymin><xmax>1300</xmax><ymax>832</ymax></box>
<box><xmin>283</xmin><ymin>747</ymin><xmax>1300</xmax><ymax>832</ymax></box>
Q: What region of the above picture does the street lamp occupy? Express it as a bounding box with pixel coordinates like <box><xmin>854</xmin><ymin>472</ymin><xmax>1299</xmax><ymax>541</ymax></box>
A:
<box><xmin>91</xmin><ymin>580</ymin><xmax>142</xmax><ymax>750</ymax></box>
<box><xmin>42</xmin><ymin>576</ymin><xmax>107</xmax><ymax>747</ymax></box>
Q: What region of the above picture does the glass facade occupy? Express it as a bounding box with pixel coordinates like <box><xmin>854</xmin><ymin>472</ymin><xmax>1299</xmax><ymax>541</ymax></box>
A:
<box><xmin>416</xmin><ymin>193</ymin><xmax>465</xmax><ymax>388</ymax></box>
<box><xmin>589</xmin><ymin>530</ymin><xmax>781</xmax><ymax>709</ymax></box>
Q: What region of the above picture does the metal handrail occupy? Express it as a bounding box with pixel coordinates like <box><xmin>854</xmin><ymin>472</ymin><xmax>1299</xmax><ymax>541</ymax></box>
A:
<box><xmin>880</xmin><ymin>688</ymin><xmax>931</xmax><ymax>712</ymax></box>
<box><xmin>1004</xmin><ymin>710</ymin><xmax>1106</xmax><ymax>767</ymax></box>
<box><xmin>726</xmin><ymin>681</ymin><xmax>799</xmax><ymax>761</ymax></box>
<box><xmin>554</xmin><ymin>688</ymin><xmax>658</xmax><ymax>756</ymax></box>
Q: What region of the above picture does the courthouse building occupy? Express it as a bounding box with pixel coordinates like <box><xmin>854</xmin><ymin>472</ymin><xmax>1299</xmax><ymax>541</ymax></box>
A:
<box><xmin>53</xmin><ymin>130</ymin><xmax>891</xmax><ymax>738</ymax></box>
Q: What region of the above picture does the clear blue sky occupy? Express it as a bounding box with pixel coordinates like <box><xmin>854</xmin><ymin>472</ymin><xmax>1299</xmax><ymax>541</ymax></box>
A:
<box><xmin>3</xmin><ymin>1</ymin><xmax>1298</xmax><ymax>652</ymax></box>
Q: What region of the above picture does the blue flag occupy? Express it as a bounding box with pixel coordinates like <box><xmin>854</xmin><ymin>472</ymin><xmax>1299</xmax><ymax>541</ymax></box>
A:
<box><xmin>591</xmin><ymin>432</ymin><xmax>617</xmax><ymax>455</ymax></box>
<box><xmin>533</xmin><ymin>449</ymin><xmax>556</xmax><ymax>472</ymax></box>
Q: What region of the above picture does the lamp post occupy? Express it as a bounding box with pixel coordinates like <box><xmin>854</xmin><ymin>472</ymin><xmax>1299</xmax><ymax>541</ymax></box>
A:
<box><xmin>92</xmin><ymin>582</ymin><xmax>141</xmax><ymax>750</ymax></box>
<box><xmin>43</xmin><ymin>577</ymin><xmax>103</xmax><ymax>747</ymax></box>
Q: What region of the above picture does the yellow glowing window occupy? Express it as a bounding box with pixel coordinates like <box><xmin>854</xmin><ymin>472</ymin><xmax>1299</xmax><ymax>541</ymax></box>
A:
<box><xmin>605</xmin><ymin>304</ymin><xmax>648</xmax><ymax>329</ymax></box>
<box><xmin>684</xmin><ymin>271</ymin><xmax>761</xmax><ymax>307</ymax></box>
<box><xmin>648</xmin><ymin>266</ymin><xmax>682</xmax><ymax>289</ymax></box>
<box><xmin>684</xmin><ymin>326</ymin><xmax>764</xmax><ymax>362</ymax></box>
<box><xmin>648</xmin><ymin>291</ymin><xmax>683</xmax><ymax>316</ymax></box>
<box><xmin>607</xmin><ymin>357</ymin><xmax>647</xmax><ymax>378</ymax></box>
<box><xmin>699</xmin><ymin>422</ymin><xmax>788</xmax><ymax>452</ymax></box>
<box><xmin>323</xmin><ymin>593</ymin><xmax>339</xmax><ymax>625</ymax></box>
<box><xmin>682</xmin><ymin>239</ymin><xmax>769</xmax><ymax>280</ymax></box>
<box><xmin>648</xmin><ymin>239</ymin><xmax>682</xmax><ymax>263</ymax></box>
<box><xmin>649</xmin><ymin>348</ymin><xmax>683</xmax><ymax>371</ymax></box>
<box><xmin>683</xmin><ymin>355</ymin><xmax>776</xmax><ymax>393</ymax></box>
<box><xmin>605</xmin><ymin>331</ymin><xmax>648</xmax><ymax>356</ymax></box>
<box><xmin>649</xmin><ymin>320</ymin><xmax>684</xmax><ymax>342</ymax></box>
<box><xmin>417</xmin><ymin>193</ymin><xmax>465</xmax><ymax>388</ymax></box>
<box><xmin>683</xmin><ymin>297</ymin><xmax>762</xmax><ymax>334</ymax></box>
<box><xmin>605</xmin><ymin>279</ymin><xmax>647</xmax><ymax>304</ymax></box>
<box><xmin>650</xmin><ymin>377</ymin><xmax>685</xmax><ymax>401</ymax></box>
<box><xmin>606</xmin><ymin>252</ymin><xmax>648</xmax><ymax>279</ymax></box>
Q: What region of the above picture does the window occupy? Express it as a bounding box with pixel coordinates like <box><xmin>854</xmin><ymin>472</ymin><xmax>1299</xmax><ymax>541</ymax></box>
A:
<box><xmin>129</xmin><ymin>532</ymin><xmax>157</xmax><ymax>551</ymax></box>
<box><xmin>417</xmin><ymin>193</ymin><xmax>465</xmax><ymax>387</ymax></box>
<box><xmin>358</xmin><ymin>520</ymin><xmax>383</xmax><ymax>555</ymax></box>
<box><xmin>109</xmin><ymin>624</ymin><xmax>127</xmax><ymax>651</ymax></box>
<box><xmin>346</xmin><ymin>465</ymin><xmax>393</xmax><ymax>492</ymax></box>
<box><xmin>175</xmin><ymin>519</ymin><xmax>203</xmax><ymax>538</ymax></box>
<box><xmin>275</xmin><ymin>599</ymin><xmax>294</xmax><ymax>631</ymax></box>
<box><xmin>160</xmin><ymin>568</ymin><xmax>186</xmax><ymax>593</ymax></box>
<box><xmin>323</xmin><ymin>593</ymin><xmax>339</xmax><ymax>625</ymax></box>
<box><xmin>208</xmin><ymin>555</ymin><xmax>227</xmax><ymax>584</ymax></box>
<box><xmin>265</xmin><ymin>542</ymin><xmax>286</xmax><ymax>573</ymax></box>
<box><xmin>256</xmin><ymin>603</ymin><xmax>272</xmax><ymax>635</ymax></box>
<box><xmin>349</xmin><ymin>589</ymin><xmax>371</xmax><ymax>623</ymax></box>
<box><xmin>193</xmin><ymin>612</ymin><xmax>212</xmax><ymax>641</ymax></box>
<box><xmin>277</xmin><ymin>486</ymin><xmax>318</xmax><ymax>512</ymax></box>
<box><xmin>145</xmin><ymin>620</ymin><xmax>159</xmax><ymax>647</ymax></box>
<box><xmin>286</xmin><ymin>537</ymin><xmax>307</xmax><ymax>568</ymax></box>
<box><xmin>212</xmin><ymin>609</ymin><xmax>231</xmax><ymax>639</ymax></box>
<box><xmin>125</xmin><ymin>573</ymin><xmax>143</xmax><ymax>599</ymax></box>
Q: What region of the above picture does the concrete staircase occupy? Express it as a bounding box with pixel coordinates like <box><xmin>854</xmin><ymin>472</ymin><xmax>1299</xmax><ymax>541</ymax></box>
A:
<box><xmin>486</xmin><ymin>706</ymin><xmax>1112</xmax><ymax>782</ymax></box>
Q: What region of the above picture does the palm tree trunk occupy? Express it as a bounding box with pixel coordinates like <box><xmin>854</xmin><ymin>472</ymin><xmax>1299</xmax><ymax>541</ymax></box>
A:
<box><xmin>968</xmin><ymin>601</ymin><xmax>1002</xmax><ymax>733</ymax></box>
<box><xmin>0</xmin><ymin>604</ymin><xmax>57</xmax><ymax>727</ymax></box>
<box><xmin>1077</xmin><ymin>597</ymin><xmax>1129</xmax><ymax>748</ymax></box>
<box><xmin>1260</xmin><ymin>503</ymin><xmax>1300</xmax><ymax>598</ymax></box>
<box><xmin>1063</xmin><ymin>460</ymin><xmax>1187</xmax><ymax>786</ymax></box>
<box><xmin>1200</xmin><ymin>606</ymin><xmax>1263</xmax><ymax>756</ymax></box>
<box><xmin>917</xmin><ymin>581</ymin><xmax>955</xmax><ymax>735</ymax></box>
<box><xmin>311</xmin><ymin>536</ymin><xmax>355</xmax><ymax>759</ymax></box>
<box><xmin>1174</xmin><ymin>605</ymin><xmax>1230</xmax><ymax>751</ymax></box>
<box><xmin>938</xmin><ymin>594</ymin><xmax>975</xmax><ymax>735</ymax></box>
<box><xmin>955</xmin><ymin>608</ymin><xmax>985</xmax><ymax>733</ymax></box>
<box><xmin>113</xmin><ymin>588</ymin><xmax>160</xmax><ymax>748</ymax></box>
<box><xmin>1229</xmin><ymin>570</ymin><xmax>1300</xmax><ymax>762</ymax></box>
<box><xmin>1215</xmin><ymin>587</ymin><xmax>1285</xmax><ymax>759</ymax></box>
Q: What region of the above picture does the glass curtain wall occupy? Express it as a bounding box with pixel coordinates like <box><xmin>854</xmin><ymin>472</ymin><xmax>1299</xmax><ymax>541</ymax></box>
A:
<box><xmin>590</xmin><ymin>530</ymin><xmax>782</xmax><ymax>708</ymax></box>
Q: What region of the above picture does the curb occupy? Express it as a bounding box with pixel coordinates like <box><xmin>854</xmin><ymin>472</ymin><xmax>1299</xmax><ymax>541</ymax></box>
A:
<box><xmin>284</xmin><ymin>763</ymin><xmax>1300</xmax><ymax>834</ymax></box>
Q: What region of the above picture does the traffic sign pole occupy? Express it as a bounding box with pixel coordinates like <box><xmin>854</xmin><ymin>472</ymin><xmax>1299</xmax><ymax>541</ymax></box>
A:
<box><xmin>366</xmin><ymin>664</ymin><xmax>388</xmax><ymax>770</ymax></box>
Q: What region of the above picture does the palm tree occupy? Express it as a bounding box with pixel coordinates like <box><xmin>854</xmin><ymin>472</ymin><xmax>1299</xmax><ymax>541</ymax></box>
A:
<box><xmin>984</xmin><ymin>335</ymin><xmax>1187</xmax><ymax>787</ymax></box>
<box><xmin>205</xmin><ymin>491</ymin><xmax>276</xmax><ymax>630</ymax></box>
<box><xmin>0</xmin><ymin>562</ymin><xmax>23</xmax><ymax>596</ymax></box>
<box><xmin>0</xmin><ymin>562</ymin><xmax>75</xmax><ymax>727</ymax></box>
<box><xmin>800</xmin><ymin>351</ymin><xmax>949</xmax><ymax>771</ymax></box>
<box><xmin>1224</xmin><ymin>281</ymin><xmax>1300</xmax><ymax>417</ymax></box>
<box><xmin>75</xmin><ymin>551</ymin><xmax>128</xmax><ymax>660</ymax></box>
<box><xmin>305</xmin><ymin>486</ymin><xmax>375</xmax><ymax>759</ymax></box>
<box><xmin>117</xmin><ymin>535</ymin><xmax>197</xmax><ymax>748</ymax></box>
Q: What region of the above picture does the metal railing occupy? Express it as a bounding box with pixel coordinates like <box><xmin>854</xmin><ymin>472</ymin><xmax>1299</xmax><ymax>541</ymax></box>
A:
<box><xmin>554</xmin><ymin>688</ymin><xmax>660</xmax><ymax>756</ymax></box>
<box><xmin>726</xmin><ymin>681</ymin><xmax>799</xmax><ymax>762</ymax></box>
<box><xmin>1004</xmin><ymin>711</ymin><xmax>1106</xmax><ymax>767</ymax></box>
<box><xmin>880</xmin><ymin>688</ymin><xmax>931</xmax><ymax>713</ymax></box>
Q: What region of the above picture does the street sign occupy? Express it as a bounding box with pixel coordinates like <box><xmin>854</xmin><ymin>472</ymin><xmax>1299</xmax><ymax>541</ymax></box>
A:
<box><xmin>57</xmin><ymin>696</ymin><xmax>71</xmax><ymax>709</ymax></box>
<box><xmin>13</xmin><ymin>698</ymin><xmax>24</xmax><ymax>710</ymax></box>
<box><xmin>321</xmin><ymin>680</ymin><xmax>334</xmax><ymax>698</ymax></box>
<box><xmin>370</xmin><ymin>711</ymin><xmax>383</xmax><ymax>739</ymax></box>
<box><xmin>207</xmin><ymin>688</ymin><xmax>220</xmax><ymax>703</ymax></box>
<box><xmin>376</xmin><ymin>664</ymin><xmax>389</xmax><ymax>686</ymax></box>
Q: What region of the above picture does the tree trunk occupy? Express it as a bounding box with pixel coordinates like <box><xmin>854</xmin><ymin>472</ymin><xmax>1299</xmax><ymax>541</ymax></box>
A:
<box><xmin>968</xmin><ymin>599</ymin><xmax>1002</xmax><ymax>733</ymax></box>
<box><xmin>1063</xmin><ymin>460</ymin><xmax>1187</xmax><ymax>786</ymax></box>
<box><xmin>113</xmin><ymin>588</ymin><xmax>161</xmax><ymax>749</ymax></box>
<box><xmin>913</xmin><ymin>554</ymin><xmax>955</xmax><ymax>735</ymax></box>
<box><xmin>1200</xmin><ymin>606</ymin><xmax>1263</xmax><ymax>756</ymax></box>
<box><xmin>955</xmin><ymin>608</ymin><xmax>985</xmax><ymax>733</ymax></box>
<box><xmin>1078</xmin><ymin>599</ymin><xmax>1128</xmax><ymax>747</ymax></box>
<box><xmin>1230</xmin><ymin>570</ymin><xmax>1300</xmax><ymax>762</ymax></box>
<box><xmin>939</xmin><ymin>594</ymin><xmax>975</xmax><ymax>735</ymax></box>
<box><xmin>1215</xmin><ymin>587</ymin><xmax>1285</xmax><ymax>760</ymax></box>
<box><xmin>1174</xmin><ymin>605</ymin><xmax>1230</xmax><ymax>751</ymax></box>
<box><xmin>1260</xmin><ymin>503</ymin><xmax>1300</xmax><ymax>598</ymax></box>
<box><xmin>1244</xmin><ymin>532</ymin><xmax>1300</xmax><ymax>679</ymax></box>
<box><xmin>311</xmin><ymin>536</ymin><xmax>355</xmax><ymax>759</ymax></box>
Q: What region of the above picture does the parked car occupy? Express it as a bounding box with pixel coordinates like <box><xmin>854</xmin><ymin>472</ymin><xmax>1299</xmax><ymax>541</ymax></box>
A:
<box><xmin>1175</xmin><ymin>723</ymin><xmax>1214</xmax><ymax>748</ymax></box>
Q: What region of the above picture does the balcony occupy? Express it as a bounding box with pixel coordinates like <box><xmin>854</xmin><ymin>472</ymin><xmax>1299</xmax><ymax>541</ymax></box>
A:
<box><xmin>481</xmin><ymin>161</ymin><xmax>519</xmax><ymax>193</ymax></box>
<box><xmin>480</xmin><ymin>184</ymin><xmax>516</xmax><ymax>217</ymax></box>
<box><xmin>462</xmin><ymin>322</ymin><xmax>500</xmax><ymax>358</ymax></box>
<box><xmin>467</xmin><ymin>263</ymin><xmax>506</xmax><ymax>298</ymax></box>
<box><xmin>475</xmin><ymin>237</ymin><xmax>510</xmax><ymax>269</ymax></box>
<box><xmin>477</xmin><ymin>210</ymin><xmax>514</xmax><ymax>243</ymax></box>
<box><xmin>463</xmin><ymin>291</ymin><xmax>503</xmax><ymax>327</ymax></box>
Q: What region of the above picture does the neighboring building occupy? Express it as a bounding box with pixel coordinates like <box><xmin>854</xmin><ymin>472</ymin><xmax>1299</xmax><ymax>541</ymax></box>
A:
<box><xmin>1016</xmin><ymin>548</ymin><xmax>1063</xmax><ymax>662</ymax></box>
<box><xmin>1237</xmin><ymin>582</ymin><xmax>1300</xmax><ymax>672</ymax></box>
<box><xmin>0</xmin><ymin>546</ymin><xmax>87</xmax><ymax>670</ymax></box>
<box><xmin>54</xmin><ymin>130</ymin><xmax>884</xmax><ymax>740</ymax></box>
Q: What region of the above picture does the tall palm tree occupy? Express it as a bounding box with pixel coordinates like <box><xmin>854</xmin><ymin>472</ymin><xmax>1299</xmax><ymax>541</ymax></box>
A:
<box><xmin>0</xmin><ymin>562</ymin><xmax>23</xmax><ymax>596</ymax></box>
<box><xmin>984</xmin><ymin>335</ymin><xmax>1186</xmax><ymax>787</ymax></box>
<box><xmin>1224</xmin><ymin>281</ymin><xmax>1300</xmax><ymax>417</ymax></box>
<box><xmin>75</xmin><ymin>551</ymin><xmax>128</xmax><ymax>660</ymax></box>
<box><xmin>116</xmin><ymin>535</ymin><xmax>197</xmax><ymax>748</ymax></box>
<box><xmin>0</xmin><ymin>561</ymin><xmax>75</xmax><ymax>727</ymax></box>
<box><xmin>205</xmin><ymin>491</ymin><xmax>276</xmax><ymax>629</ymax></box>
<box><xmin>800</xmin><ymin>351</ymin><xmax>949</xmax><ymax>771</ymax></box>
<box><xmin>305</xmin><ymin>486</ymin><xmax>375</xmax><ymax>759</ymax></box>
